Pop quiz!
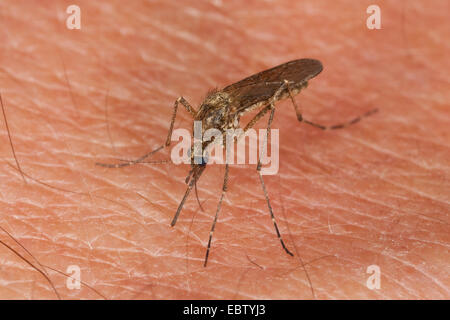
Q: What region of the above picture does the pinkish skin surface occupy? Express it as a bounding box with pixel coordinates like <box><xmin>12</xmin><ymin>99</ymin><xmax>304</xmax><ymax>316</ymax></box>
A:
<box><xmin>0</xmin><ymin>0</ymin><xmax>448</xmax><ymax>299</ymax></box>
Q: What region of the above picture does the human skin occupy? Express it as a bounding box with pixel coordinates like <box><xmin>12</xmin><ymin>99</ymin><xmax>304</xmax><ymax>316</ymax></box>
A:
<box><xmin>0</xmin><ymin>0</ymin><xmax>448</xmax><ymax>299</ymax></box>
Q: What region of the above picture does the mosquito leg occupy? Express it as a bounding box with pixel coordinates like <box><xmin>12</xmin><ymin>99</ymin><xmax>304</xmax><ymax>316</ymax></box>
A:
<box><xmin>194</xmin><ymin>177</ymin><xmax>205</xmax><ymax>212</ymax></box>
<box><xmin>166</xmin><ymin>97</ymin><xmax>197</xmax><ymax>146</ymax></box>
<box><xmin>242</xmin><ymin>81</ymin><xmax>295</xmax><ymax>257</ymax></box>
<box><xmin>204</xmin><ymin>163</ymin><xmax>229</xmax><ymax>267</ymax></box>
<box><xmin>243</xmin><ymin>104</ymin><xmax>272</xmax><ymax>133</ymax></box>
<box><xmin>171</xmin><ymin>165</ymin><xmax>206</xmax><ymax>226</ymax></box>
<box><xmin>257</xmin><ymin>105</ymin><xmax>294</xmax><ymax>257</ymax></box>
<box><xmin>285</xmin><ymin>80</ymin><xmax>378</xmax><ymax>130</ymax></box>
<box><xmin>95</xmin><ymin>145</ymin><xmax>164</xmax><ymax>168</ymax></box>
<box><xmin>304</xmin><ymin>108</ymin><xmax>378</xmax><ymax>130</ymax></box>
<box><xmin>96</xmin><ymin>96</ymin><xmax>197</xmax><ymax>168</ymax></box>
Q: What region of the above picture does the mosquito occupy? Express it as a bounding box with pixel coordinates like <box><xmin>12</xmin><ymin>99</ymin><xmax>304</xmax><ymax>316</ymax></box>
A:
<box><xmin>96</xmin><ymin>59</ymin><xmax>378</xmax><ymax>267</ymax></box>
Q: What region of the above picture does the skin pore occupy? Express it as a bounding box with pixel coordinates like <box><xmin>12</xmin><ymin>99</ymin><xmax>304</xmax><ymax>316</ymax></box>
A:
<box><xmin>0</xmin><ymin>0</ymin><xmax>448</xmax><ymax>299</ymax></box>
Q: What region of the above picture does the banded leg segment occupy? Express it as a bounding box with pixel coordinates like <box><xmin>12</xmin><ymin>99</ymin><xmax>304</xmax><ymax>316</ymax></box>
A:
<box><xmin>204</xmin><ymin>163</ymin><xmax>229</xmax><ymax>267</ymax></box>
<box><xmin>171</xmin><ymin>165</ymin><xmax>205</xmax><ymax>227</ymax></box>
<box><xmin>285</xmin><ymin>80</ymin><xmax>378</xmax><ymax>130</ymax></box>
<box><xmin>240</xmin><ymin>81</ymin><xmax>294</xmax><ymax>258</ymax></box>
<box><xmin>96</xmin><ymin>96</ymin><xmax>196</xmax><ymax>168</ymax></box>
<box><xmin>258</xmin><ymin>106</ymin><xmax>294</xmax><ymax>257</ymax></box>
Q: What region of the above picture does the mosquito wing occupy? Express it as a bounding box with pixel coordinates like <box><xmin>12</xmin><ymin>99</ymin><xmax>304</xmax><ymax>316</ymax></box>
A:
<box><xmin>223</xmin><ymin>59</ymin><xmax>323</xmax><ymax>113</ymax></box>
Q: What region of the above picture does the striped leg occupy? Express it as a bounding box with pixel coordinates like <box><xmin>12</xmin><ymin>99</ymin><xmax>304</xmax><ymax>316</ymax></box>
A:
<box><xmin>171</xmin><ymin>164</ymin><xmax>206</xmax><ymax>226</ymax></box>
<box><xmin>258</xmin><ymin>105</ymin><xmax>294</xmax><ymax>257</ymax></box>
<box><xmin>242</xmin><ymin>81</ymin><xmax>294</xmax><ymax>257</ymax></box>
<box><xmin>285</xmin><ymin>80</ymin><xmax>378</xmax><ymax>130</ymax></box>
<box><xmin>204</xmin><ymin>163</ymin><xmax>229</xmax><ymax>267</ymax></box>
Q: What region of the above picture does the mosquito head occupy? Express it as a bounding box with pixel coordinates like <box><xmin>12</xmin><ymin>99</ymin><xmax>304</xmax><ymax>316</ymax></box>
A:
<box><xmin>187</xmin><ymin>144</ymin><xmax>209</xmax><ymax>168</ymax></box>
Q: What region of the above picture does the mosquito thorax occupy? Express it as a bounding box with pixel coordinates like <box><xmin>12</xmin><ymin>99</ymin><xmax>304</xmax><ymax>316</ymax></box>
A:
<box><xmin>196</xmin><ymin>91</ymin><xmax>233</xmax><ymax>133</ymax></box>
